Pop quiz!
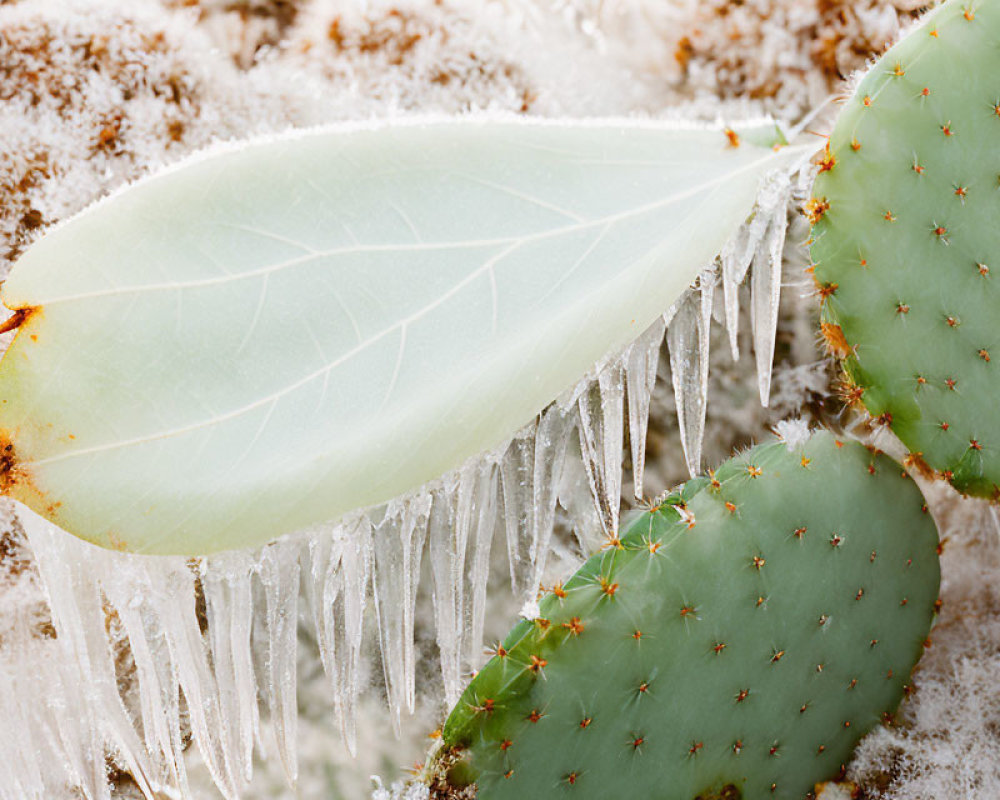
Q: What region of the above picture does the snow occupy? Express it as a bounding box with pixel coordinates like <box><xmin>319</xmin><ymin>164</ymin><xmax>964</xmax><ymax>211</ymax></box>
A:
<box><xmin>371</xmin><ymin>775</ymin><xmax>430</xmax><ymax>800</ymax></box>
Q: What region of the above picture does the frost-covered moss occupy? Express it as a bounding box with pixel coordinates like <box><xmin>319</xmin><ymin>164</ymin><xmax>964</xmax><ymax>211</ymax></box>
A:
<box><xmin>584</xmin><ymin>0</ymin><xmax>927</xmax><ymax>120</ymax></box>
<box><xmin>0</xmin><ymin>0</ymin><xmax>279</xmax><ymax>266</ymax></box>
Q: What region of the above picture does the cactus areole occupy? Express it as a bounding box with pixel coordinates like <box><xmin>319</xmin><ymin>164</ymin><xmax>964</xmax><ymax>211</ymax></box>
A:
<box><xmin>433</xmin><ymin>432</ymin><xmax>940</xmax><ymax>799</ymax></box>
<box><xmin>811</xmin><ymin>0</ymin><xmax>1000</xmax><ymax>497</ymax></box>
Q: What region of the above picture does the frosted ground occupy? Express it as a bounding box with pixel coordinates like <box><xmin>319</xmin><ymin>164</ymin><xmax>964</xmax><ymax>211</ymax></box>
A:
<box><xmin>1</xmin><ymin>0</ymin><xmax>998</xmax><ymax>798</ymax></box>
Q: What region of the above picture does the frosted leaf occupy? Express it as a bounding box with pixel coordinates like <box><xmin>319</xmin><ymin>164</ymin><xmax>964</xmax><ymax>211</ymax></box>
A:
<box><xmin>625</xmin><ymin>316</ymin><xmax>666</xmax><ymax>501</ymax></box>
<box><xmin>0</xmin><ymin>118</ymin><xmax>809</xmax><ymax>554</ymax></box>
<box><xmin>576</xmin><ymin>358</ymin><xmax>625</xmax><ymax>538</ymax></box>
<box><xmin>0</xmin><ymin>131</ymin><xmax>808</xmax><ymax>800</ymax></box>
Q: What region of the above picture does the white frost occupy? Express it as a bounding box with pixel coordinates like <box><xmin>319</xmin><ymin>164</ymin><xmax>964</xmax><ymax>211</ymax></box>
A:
<box><xmin>774</xmin><ymin>418</ymin><xmax>814</xmax><ymax>450</ymax></box>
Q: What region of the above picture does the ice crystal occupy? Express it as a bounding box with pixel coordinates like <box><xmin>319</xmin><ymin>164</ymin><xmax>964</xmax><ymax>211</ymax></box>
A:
<box><xmin>371</xmin><ymin>776</ymin><xmax>431</xmax><ymax>800</ymax></box>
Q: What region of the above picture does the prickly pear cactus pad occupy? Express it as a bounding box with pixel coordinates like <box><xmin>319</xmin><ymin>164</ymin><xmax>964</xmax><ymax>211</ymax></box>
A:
<box><xmin>810</xmin><ymin>0</ymin><xmax>1000</xmax><ymax>496</ymax></box>
<box><xmin>436</xmin><ymin>431</ymin><xmax>940</xmax><ymax>800</ymax></box>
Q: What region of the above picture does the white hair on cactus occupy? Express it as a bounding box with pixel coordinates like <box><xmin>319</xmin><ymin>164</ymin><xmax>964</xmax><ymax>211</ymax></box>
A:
<box><xmin>773</xmin><ymin>418</ymin><xmax>813</xmax><ymax>450</ymax></box>
<box><xmin>519</xmin><ymin>598</ymin><xmax>542</xmax><ymax>621</ymax></box>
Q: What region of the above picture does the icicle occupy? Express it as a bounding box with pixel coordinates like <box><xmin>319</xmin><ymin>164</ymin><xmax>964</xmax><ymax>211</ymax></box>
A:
<box><xmin>16</xmin><ymin>527</ymin><xmax>108</xmax><ymax>800</ymax></box>
<box><xmin>662</xmin><ymin>303</ymin><xmax>678</xmax><ymax>331</ymax></box>
<box><xmin>399</xmin><ymin>496</ymin><xmax>432</xmax><ymax>713</ymax></box>
<box><xmin>500</xmin><ymin>426</ymin><xmax>537</xmax><ymax>602</ymax></box>
<box><xmin>149</xmin><ymin>559</ymin><xmax>239</xmax><ymax>798</ymax></box>
<box><xmin>104</xmin><ymin>559</ymin><xmax>190</xmax><ymax>796</ymax></box>
<box><xmin>750</xmin><ymin>173</ymin><xmax>791</xmax><ymax>406</ymax></box>
<box><xmin>576</xmin><ymin>358</ymin><xmax>625</xmax><ymax>538</ymax></box>
<box><xmin>668</xmin><ymin>269</ymin><xmax>714</xmax><ymax>478</ymax></box>
<box><xmin>720</xmin><ymin>223</ymin><xmax>755</xmax><ymax>359</ymax></box>
<box><xmin>372</xmin><ymin>504</ymin><xmax>406</xmax><ymax>734</ymax></box>
<box><xmin>428</xmin><ymin>476</ymin><xmax>469</xmax><ymax>706</ymax></box>
<box><xmin>372</xmin><ymin>493</ymin><xmax>431</xmax><ymax>735</ymax></box>
<box><xmin>988</xmin><ymin>504</ymin><xmax>1000</xmax><ymax>544</ymax></box>
<box><xmin>498</xmin><ymin>402</ymin><xmax>574</xmax><ymax>606</ymax></box>
<box><xmin>700</xmin><ymin>273</ymin><xmax>717</xmax><ymax>380</ymax></box>
<box><xmin>259</xmin><ymin>540</ymin><xmax>302</xmax><ymax>785</ymax></box>
<box><xmin>463</xmin><ymin>459</ymin><xmax>499</xmax><ymax>672</ymax></box>
<box><xmin>305</xmin><ymin>515</ymin><xmax>372</xmax><ymax>756</ymax></box>
<box><xmin>557</xmin><ymin>435</ymin><xmax>605</xmax><ymax>556</ymax></box>
<box><xmin>201</xmin><ymin>551</ymin><xmax>259</xmax><ymax>788</ymax></box>
<box><xmin>23</xmin><ymin>519</ymin><xmax>164</xmax><ymax>800</ymax></box>
<box><xmin>0</xmin><ymin>660</ymin><xmax>45</xmax><ymax>797</ymax></box>
<box><xmin>528</xmin><ymin>403</ymin><xmax>575</xmax><ymax>593</ymax></box>
<box><xmin>625</xmin><ymin>317</ymin><xmax>666</xmax><ymax>501</ymax></box>
<box><xmin>304</xmin><ymin>529</ymin><xmax>341</xmax><ymax>733</ymax></box>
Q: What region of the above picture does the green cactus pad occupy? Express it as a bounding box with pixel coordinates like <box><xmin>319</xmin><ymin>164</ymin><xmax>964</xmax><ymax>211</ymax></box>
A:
<box><xmin>810</xmin><ymin>0</ymin><xmax>1000</xmax><ymax>496</ymax></box>
<box><xmin>436</xmin><ymin>431</ymin><xmax>939</xmax><ymax>800</ymax></box>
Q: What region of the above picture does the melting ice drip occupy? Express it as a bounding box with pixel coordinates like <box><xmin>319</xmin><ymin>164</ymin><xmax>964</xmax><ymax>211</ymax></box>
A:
<box><xmin>0</xmin><ymin>168</ymin><xmax>797</xmax><ymax>800</ymax></box>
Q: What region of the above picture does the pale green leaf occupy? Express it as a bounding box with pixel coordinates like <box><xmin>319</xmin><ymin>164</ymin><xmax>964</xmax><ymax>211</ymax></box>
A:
<box><xmin>0</xmin><ymin>117</ymin><xmax>807</xmax><ymax>554</ymax></box>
